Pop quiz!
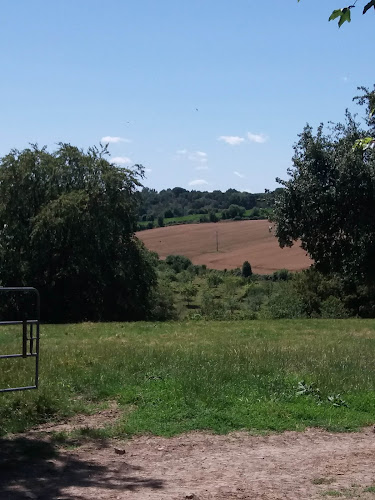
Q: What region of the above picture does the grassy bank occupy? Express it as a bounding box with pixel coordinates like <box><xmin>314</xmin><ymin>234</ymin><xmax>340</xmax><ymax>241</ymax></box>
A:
<box><xmin>1</xmin><ymin>320</ymin><xmax>375</xmax><ymax>437</ymax></box>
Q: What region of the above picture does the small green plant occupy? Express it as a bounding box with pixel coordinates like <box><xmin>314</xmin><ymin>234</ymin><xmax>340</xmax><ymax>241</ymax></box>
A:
<box><xmin>327</xmin><ymin>395</ymin><xmax>349</xmax><ymax>408</ymax></box>
<box><xmin>296</xmin><ymin>381</ymin><xmax>322</xmax><ymax>401</ymax></box>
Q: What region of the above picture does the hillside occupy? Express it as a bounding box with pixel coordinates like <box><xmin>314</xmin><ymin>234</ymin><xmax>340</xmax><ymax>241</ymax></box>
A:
<box><xmin>137</xmin><ymin>219</ymin><xmax>312</xmax><ymax>273</ymax></box>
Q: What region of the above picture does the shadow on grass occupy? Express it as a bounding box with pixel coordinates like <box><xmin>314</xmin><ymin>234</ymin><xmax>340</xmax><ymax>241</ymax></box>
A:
<box><xmin>0</xmin><ymin>436</ymin><xmax>164</xmax><ymax>499</ymax></box>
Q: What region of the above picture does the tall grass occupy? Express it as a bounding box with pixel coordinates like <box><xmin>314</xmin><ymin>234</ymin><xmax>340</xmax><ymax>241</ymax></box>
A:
<box><xmin>1</xmin><ymin>320</ymin><xmax>375</xmax><ymax>436</ymax></box>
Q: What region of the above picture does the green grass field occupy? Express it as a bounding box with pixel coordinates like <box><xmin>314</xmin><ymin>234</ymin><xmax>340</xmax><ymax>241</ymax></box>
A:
<box><xmin>1</xmin><ymin>319</ymin><xmax>375</xmax><ymax>437</ymax></box>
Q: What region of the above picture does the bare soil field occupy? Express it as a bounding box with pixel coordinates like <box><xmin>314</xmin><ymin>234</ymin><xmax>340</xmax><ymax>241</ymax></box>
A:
<box><xmin>137</xmin><ymin>220</ymin><xmax>312</xmax><ymax>273</ymax></box>
<box><xmin>2</xmin><ymin>426</ymin><xmax>375</xmax><ymax>500</ymax></box>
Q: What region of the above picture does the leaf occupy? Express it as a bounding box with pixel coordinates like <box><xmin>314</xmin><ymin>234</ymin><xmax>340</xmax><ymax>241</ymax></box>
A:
<box><xmin>338</xmin><ymin>8</ymin><xmax>351</xmax><ymax>27</ymax></box>
<box><xmin>329</xmin><ymin>9</ymin><xmax>343</xmax><ymax>21</ymax></box>
<box><xmin>363</xmin><ymin>0</ymin><xmax>375</xmax><ymax>14</ymax></box>
<box><xmin>352</xmin><ymin>137</ymin><xmax>374</xmax><ymax>151</ymax></box>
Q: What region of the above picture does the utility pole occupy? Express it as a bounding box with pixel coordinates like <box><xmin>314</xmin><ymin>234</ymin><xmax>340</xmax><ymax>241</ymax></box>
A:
<box><xmin>216</xmin><ymin>231</ymin><xmax>219</xmax><ymax>252</ymax></box>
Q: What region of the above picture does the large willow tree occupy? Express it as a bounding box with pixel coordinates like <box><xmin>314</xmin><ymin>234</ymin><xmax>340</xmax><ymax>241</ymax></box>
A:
<box><xmin>0</xmin><ymin>143</ymin><xmax>156</xmax><ymax>322</ymax></box>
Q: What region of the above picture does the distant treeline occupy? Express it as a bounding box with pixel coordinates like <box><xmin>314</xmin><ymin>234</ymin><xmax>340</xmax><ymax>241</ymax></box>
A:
<box><xmin>137</xmin><ymin>186</ymin><xmax>281</xmax><ymax>221</ymax></box>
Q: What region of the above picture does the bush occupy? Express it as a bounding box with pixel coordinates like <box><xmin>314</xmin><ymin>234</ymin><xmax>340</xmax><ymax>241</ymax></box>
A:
<box><xmin>207</xmin><ymin>272</ymin><xmax>223</xmax><ymax>288</ymax></box>
<box><xmin>272</xmin><ymin>269</ymin><xmax>292</xmax><ymax>281</ymax></box>
<box><xmin>165</xmin><ymin>255</ymin><xmax>193</xmax><ymax>273</ymax></box>
<box><xmin>320</xmin><ymin>296</ymin><xmax>349</xmax><ymax>319</ymax></box>
<box><xmin>242</xmin><ymin>261</ymin><xmax>252</xmax><ymax>278</ymax></box>
<box><xmin>209</xmin><ymin>211</ymin><xmax>219</xmax><ymax>223</ymax></box>
<box><xmin>260</xmin><ymin>283</ymin><xmax>306</xmax><ymax>319</ymax></box>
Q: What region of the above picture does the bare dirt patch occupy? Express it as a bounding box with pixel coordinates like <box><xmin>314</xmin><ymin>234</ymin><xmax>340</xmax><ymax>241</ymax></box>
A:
<box><xmin>2</xmin><ymin>427</ymin><xmax>375</xmax><ymax>499</ymax></box>
<box><xmin>137</xmin><ymin>220</ymin><xmax>312</xmax><ymax>273</ymax></box>
<box><xmin>29</xmin><ymin>401</ymin><xmax>121</xmax><ymax>435</ymax></box>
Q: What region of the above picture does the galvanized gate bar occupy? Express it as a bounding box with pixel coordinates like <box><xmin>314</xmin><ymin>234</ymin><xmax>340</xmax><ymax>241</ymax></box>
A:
<box><xmin>0</xmin><ymin>287</ymin><xmax>40</xmax><ymax>393</ymax></box>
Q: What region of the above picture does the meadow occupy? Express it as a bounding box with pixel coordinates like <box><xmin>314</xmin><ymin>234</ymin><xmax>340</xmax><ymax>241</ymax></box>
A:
<box><xmin>1</xmin><ymin>319</ymin><xmax>375</xmax><ymax>437</ymax></box>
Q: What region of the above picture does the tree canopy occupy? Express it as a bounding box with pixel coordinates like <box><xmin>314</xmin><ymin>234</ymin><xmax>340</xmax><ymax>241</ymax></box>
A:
<box><xmin>0</xmin><ymin>143</ymin><xmax>156</xmax><ymax>322</ymax></box>
<box><xmin>273</xmin><ymin>91</ymin><xmax>375</xmax><ymax>284</ymax></box>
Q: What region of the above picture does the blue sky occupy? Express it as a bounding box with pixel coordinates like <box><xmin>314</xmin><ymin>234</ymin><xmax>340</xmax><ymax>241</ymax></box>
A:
<box><xmin>0</xmin><ymin>1</ymin><xmax>373</xmax><ymax>193</ymax></box>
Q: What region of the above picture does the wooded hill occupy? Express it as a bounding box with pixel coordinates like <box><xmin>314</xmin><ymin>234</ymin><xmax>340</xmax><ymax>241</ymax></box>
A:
<box><xmin>137</xmin><ymin>187</ymin><xmax>281</xmax><ymax>221</ymax></box>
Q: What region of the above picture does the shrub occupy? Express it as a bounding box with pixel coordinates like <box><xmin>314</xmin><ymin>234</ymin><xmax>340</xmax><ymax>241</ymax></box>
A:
<box><xmin>165</xmin><ymin>255</ymin><xmax>193</xmax><ymax>273</ymax></box>
<box><xmin>260</xmin><ymin>283</ymin><xmax>306</xmax><ymax>319</ymax></box>
<box><xmin>207</xmin><ymin>272</ymin><xmax>223</xmax><ymax>288</ymax></box>
<box><xmin>242</xmin><ymin>261</ymin><xmax>252</xmax><ymax>278</ymax></box>
<box><xmin>320</xmin><ymin>296</ymin><xmax>349</xmax><ymax>319</ymax></box>
<box><xmin>272</xmin><ymin>269</ymin><xmax>292</xmax><ymax>281</ymax></box>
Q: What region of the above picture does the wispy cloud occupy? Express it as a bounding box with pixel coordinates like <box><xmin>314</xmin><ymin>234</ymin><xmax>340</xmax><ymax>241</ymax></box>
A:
<box><xmin>189</xmin><ymin>179</ymin><xmax>208</xmax><ymax>186</ymax></box>
<box><xmin>218</xmin><ymin>135</ymin><xmax>245</xmax><ymax>146</ymax></box>
<box><xmin>101</xmin><ymin>136</ymin><xmax>131</xmax><ymax>144</ymax></box>
<box><xmin>177</xmin><ymin>149</ymin><xmax>208</xmax><ymax>163</ymax></box>
<box><xmin>195</xmin><ymin>165</ymin><xmax>209</xmax><ymax>171</ymax></box>
<box><xmin>234</xmin><ymin>171</ymin><xmax>245</xmax><ymax>178</ymax></box>
<box><xmin>247</xmin><ymin>132</ymin><xmax>268</xmax><ymax>144</ymax></box>
<box><xmin>145</xmin><ymin>168</ymin><xmax>152</xmax><ymax>173</ymax></box>
<box><xmin>188</xmin><ymin>151</ymin><xmax>208</xmax><ymax>163</ymax></box>
<box><xmin>110</xmin><ymin>156</ymin><xmax>132</xmax><ymax>165</ymax></box>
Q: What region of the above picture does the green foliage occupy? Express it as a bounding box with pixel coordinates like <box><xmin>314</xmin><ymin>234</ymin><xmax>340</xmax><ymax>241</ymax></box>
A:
<box><xmin>165</xmin><ymin>255</ymin><xmax>193</xmax><ymax>273</ymax></box>
<box><xmin>157</xmin><ymin>215</ymin><xmax>164</xmax><ymax>227</ymax></box>
<box><xmin>298</xmin><ymin>0</ymin><xmax>375</xmax><ymax>27</ymax></box>
<box><xmin>207</xmin><ymin>271</ymin><xmax>223</xmax><ymax>288</ymax></box>
<box><xmin>138</xmin><ymin>187</ymin><xmax>268</xmax><ymax>224</ymax></box>
<box><xmin>0</xmin><ymin>143</ymin><xmax>156</xmax><ymax>322</ymax></box>
<box><xmin>181</xmin><ymin>282</ymin><xmax>198</xmax><ymax>305</ymax></box>
<box><xmin>272</xmin><ymin>269</ymin><xmax>292</xmax><ymax>281</ymax></box>
<box><xmin>320</xmin><ymin>296</ymin><xmax>349</xmax><ymax>319</ymax></box>
<box><xmin>274</xmin><ymin>100</ymin><xmax>375</xmax><ymax>285</ymax></box>
<box><xmin>241</xmin><ymin>260</ymin><xmax>252</xmax><ymax>278</ymax></box>
<box><xmin>260</xmin><ymin>284</ymin><xmax>306</xmax><ymax>319</ymax></box>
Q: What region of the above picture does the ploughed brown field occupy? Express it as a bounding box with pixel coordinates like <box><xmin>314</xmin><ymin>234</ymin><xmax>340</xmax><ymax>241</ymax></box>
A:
<box><xmin>137</xmin><ymin>220</ymin><xmax>312</xmax><ymax>274</ymax></box>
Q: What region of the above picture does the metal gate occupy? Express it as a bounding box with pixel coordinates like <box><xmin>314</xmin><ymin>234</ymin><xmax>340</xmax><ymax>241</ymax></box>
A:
<box><xmin>0</xmin><ymin>287</ymin><xmax>40</xmax><ymax>393</ymax></box>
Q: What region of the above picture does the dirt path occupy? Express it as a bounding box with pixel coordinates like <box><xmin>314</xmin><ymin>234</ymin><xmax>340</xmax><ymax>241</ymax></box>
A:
<box><xmin>2</xmin><ymin>427</ymin><xmax>375</xmax><ymax>499</ymax></box>
<box><xmin>136</xmin><ymin>220</ymin><xmax>312</xmax><ymax>273</ymax></box>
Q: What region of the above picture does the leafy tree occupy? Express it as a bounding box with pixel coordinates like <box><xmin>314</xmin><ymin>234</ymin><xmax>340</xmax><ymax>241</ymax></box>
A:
<box><xmin>181</xmin><ymin>282</ymin><xmax>197</xmax><ymax>305</ymax></box>
<box><xmin>164</xmin><ymin>209</ymin><xmax>174</xmax><ymax>218</ymax></box>
<box><xmin>209</xmin><ymin>210</ymin><xmax>218</xmax><ymax>222</ymax></box>
<box><xmin>241</xmin><ymin>261</ymin><xmax>252</xmax><ymax>278</ymax></box>
<box><xmin>165</xmin><ymin>255</ymin><xmax>192</xmax><ymax>273</ymax></box>
<box><xmin>0</xmin><ymin>143</ymin><xmax>157</xmax><ymax>322</ymax></box>
<box><xmin>298</xmin><ymin>0</ymin><xmax>375</xmax><ymax>27</ymax></box>
<box><xmin>157</xmin><ymin>215</ymin><xmax>164</xmax><ymax>227</ymax></box>
<box><xmin>273</xmin><ymin>98</ymin><xmax>375</xmax><ymax>284</ymax></box>
<box><xmin>207</xmin><ymin>271</ymin><xmax>223</xmax><ymax>288</ymax></box>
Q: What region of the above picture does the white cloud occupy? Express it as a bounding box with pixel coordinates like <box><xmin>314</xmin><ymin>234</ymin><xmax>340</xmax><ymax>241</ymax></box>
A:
<box><xmin>188</xmin><ymin>151</ymin><xmax>208</xmax><ymax>163</ymax></box>
<box><xmin>189</xmin><ymin>179</ymin><xmax>208</xmax><ymax>186</ymax></box>
<box><xmin>176</xmin><ymin>149</ymin><xmax>187</xmax><ymax>155</ymax></box>
<box><xmin>110</xmin><ymin>156</ymin><xmax>132</xmax><ymax>165</ymax></box>
<box><xmin>145</xmin><ymin>168</ymin><xmax>152</xmax><ymax>173</ymax></box>
<box><xmin>234</xmin><ymin>171</ymin><xmax>245</xmax><ymax>178</ymax></box>
<box><xmin>247</xmin><ymin>132</ymin><xmax>268</xmax><ymax>144</ymax></box>
<box><xmin>218</xmin><ymin>135</ymin><xmax>245</xmax><ymax>146</ymax></box>
<box><xmin>101</xmin><ymin>136</ymin><xmax>131</xmax><ymax>144</ymax></box>
<box><xmin>195</xmin><ymin>165</ymin><xmax>209</xmax><ymax>171</ymax></box>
